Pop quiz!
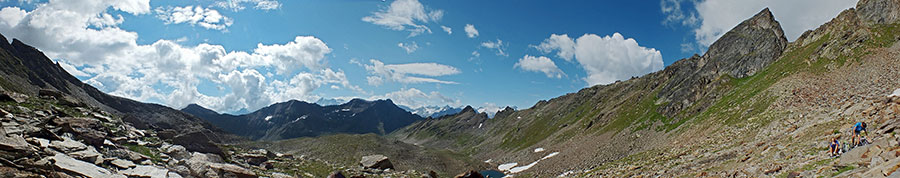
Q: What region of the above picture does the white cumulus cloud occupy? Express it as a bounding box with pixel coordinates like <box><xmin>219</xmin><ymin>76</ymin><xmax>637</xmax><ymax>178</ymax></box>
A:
<box><xmin>369</xmin><ymin>88</ymin><xmax>459</xmax><ymax>109</ymax></box>
<box><xmin>533</xmin><ymin>34</ymin><xmax>577</xmax><ymax>62</ymax></box>
<box><xmin>441</xmin><ymin>25</ymin><xmax>452</xmax><ymax>35</ymax></box>
<box><xmin>155</xmin><ymin>6</ymin><xmax>233</xmax><ymax>31</ymax></box>
<box><xmin>515</xmin><ymin>55</ymin><xmax>564</xmax><ymax>78</ymax></box>
<box><xmin>464</xmin><ymin>24</ymin><xmax>479</xmax><ymax>38</ymax></box>
<box><xmin>362</xmin><ymin>0</ymin><xmax>444</xmax><ymax>37</ymax></box>
<box><xmin>480</xmin><ymin>39</ymin><xmax>507</xmax><ymax>56</ymax></box>
<box><xmin>214</xmin><ymin>0</ymin><xmax>282</xmax><ymax>11</ymax></box>
<box><xmin>535</xmin><ymin>33</ymin><xmax>664</xmax><ymax>86</ymax></box>
<box><xmin>362</xmin><ymin>59</ymin><xmax>461</xmax><ymax>86</ymax></box>
<box><xmin>397</xmin><ymin>41</ymin><xmax>419</xmax><ymax>53</ymax></box>
<box><xmin>0</xmin><ymin>0</ymin><xmax>361</xmax><ymax>113</ymax></box>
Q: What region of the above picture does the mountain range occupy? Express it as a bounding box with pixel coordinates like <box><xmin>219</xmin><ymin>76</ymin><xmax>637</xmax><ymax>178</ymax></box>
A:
<box><xmin>182</xmin><ymin>98</ymin><xmax>423</xmax><ymax>141</ymax></box>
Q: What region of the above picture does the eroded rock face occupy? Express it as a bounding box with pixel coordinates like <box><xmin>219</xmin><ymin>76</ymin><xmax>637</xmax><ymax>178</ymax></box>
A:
<box><xmin>360</xmin><ymin>154</ymin><xmax>394</xmax><ymax>170</ymax></box>
<box><xmin>857</xmin><ymin>0</ymin><xmax>900</xmax><ymax>25</ymax></box>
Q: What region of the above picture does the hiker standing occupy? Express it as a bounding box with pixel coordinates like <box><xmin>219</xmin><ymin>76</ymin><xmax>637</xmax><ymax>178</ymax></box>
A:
<box><xmin>853</xmin><ymin>122</ymin><xmax>867</xmax><ymax>147</ymax></box>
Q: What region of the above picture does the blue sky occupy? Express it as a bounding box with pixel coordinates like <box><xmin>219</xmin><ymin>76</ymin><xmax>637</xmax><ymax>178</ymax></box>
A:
<box><xmin>0</xmin><ymin>0</ymin><xmax>857</xmax><ymax>114</ymax></box>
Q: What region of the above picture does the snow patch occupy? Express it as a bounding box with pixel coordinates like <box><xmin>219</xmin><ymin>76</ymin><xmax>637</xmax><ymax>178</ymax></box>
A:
<box><xmin>341</xmin><ymin>108</ymin><xmax>351</xmax><ymax>112</ymax></box>
<box><xmin>507</xmin><ymin>152</ymin><xmax>560</xmax><ymax>174</ymax></box>
<box><xmin>291</xmin><ymin>115</ymin><xmax>308</xmax><ymax>123</ymax></box>
<box><xmin>498</xmin><ymin>163</ymin><xmax>518</xmax><ymax>171</ymax></box>
<box><xmin>558</xmin><ymin>170</ymin><xmax>575</xmax><ymax>177</ymax></box>
<box><xmin>890</xmin><ymin>88</ymin><xmax>900</xmax><ymax>97</ymax></box>
<box><xmin>478</xmin><ymin>123</ymin><xmax>483</xmax><ymax>128</ymax></box>
<box><xmin>264</xmin><ymin>116</ymin><xmax>273</xmax><ymax>121</ymax></box>
<box><xmin>484</xmin><ymin>159</ymin><xmax>492</xmax><ymax>163</ymax></box>
<box><xmin>533</xmin><ymin>148</ymin><xmax>544</xmax><ymax>153</ymax></box>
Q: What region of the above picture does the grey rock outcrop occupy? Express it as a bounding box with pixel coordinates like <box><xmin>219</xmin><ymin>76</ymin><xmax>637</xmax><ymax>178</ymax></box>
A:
<box><xmin>857</xmin><ymin>0</ymin><xmax>900</xmax><ymax>25</ymax></box>
<box><xmin>360</xmin><ymin>154</ymin><xmax>394</xmax><ymax>170</ymax></box>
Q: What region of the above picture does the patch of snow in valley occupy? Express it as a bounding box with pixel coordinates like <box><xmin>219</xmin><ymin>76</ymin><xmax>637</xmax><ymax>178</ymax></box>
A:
<box><xmin>341</xmin><ymin>108</ymin><xmax>351</xmax><ymax>112</ymax></box>
<box><xmin>484</xmin><ymin>159</ymin><xmax>492</xmax><ymax>163</ymax></box>
<box><xmin>533</xmin><ymin>148</ymin><xmax>544</xmax><ymax>153</ymax></box>
<box><xmin>478</xmin><ymin>123</ymin><xmax>483</xmax><ymax>128</ymax></box>
<box><xmin>890</xmin><ymin>88</ymin><xmax>900</xmax><ymax>97</ymax></box>
<box><xmin>498</xmin><ymin>163</ymin><xmax>518</xmax><ymax>171</ymax></box>
<box><xmin>264</xmin><ymin>116</ymin><xmax>273</xmax><ymax>121</ymax></box>
<box><xmin>507</xmin><ymin>152</ymin><xmax>560</xmax><ymax>174</ymax></box>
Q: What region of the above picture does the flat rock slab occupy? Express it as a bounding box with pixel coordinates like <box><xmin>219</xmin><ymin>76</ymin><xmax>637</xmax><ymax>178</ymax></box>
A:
<box><xmin>120</xmin><ymin>165</ymin><xmax>170</xmax><ymax>178</ymax></box>
<box><xmin>111</xmin><ymin>159</ymin><xmax>136</xmax><ymax>169</ymax></box>
<box><xmin>51</xmin><ymin>153</ymin><xmax>125</xmax><ymax>178</ymax></box>
<box><xmin>0</xmin><ymin>134</ymin><xmax>31</xmax><ymax>151</ymax></box>
<box><xmin>842</xmin><ymin>145</ymin><xmax>873</xmax><ymax>166</ymax></box>
<box><xmin>50</xmin><ymin>137</ymin><xmax>87</xmax><ymax>153</ymax></box>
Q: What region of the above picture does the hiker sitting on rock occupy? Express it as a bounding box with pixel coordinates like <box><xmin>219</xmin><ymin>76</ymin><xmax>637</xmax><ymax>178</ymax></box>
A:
<box><xmin>830</xmin><ymin>137</ymin><xmax>841</xmax><ymax>156</ymax></box>
<box><xmin>852</xmin><ymin>122</ymin><xmax>867</xmax><ymax>146</ymax></box>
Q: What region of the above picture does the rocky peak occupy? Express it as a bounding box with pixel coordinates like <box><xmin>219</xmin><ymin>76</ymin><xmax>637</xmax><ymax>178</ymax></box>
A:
<box><xmin>703</xmin><ymin>7</ymin><xmax>788</xmax><ymax>79</ymax></box>
<box><xmin>181</xmin><ymin>104</ymin><xmax>219</xmax><ymax>115</ymax></box>
<box><xmin>494</xmin><ymin>106</ymin><xmax>516</xmax><ymax>119</ymax></box>
<box><xmin>655</xmin><ymin>8</ymin><xmax>788</xmax><ymax>118</ymax></box>
<box><xmin>460</xmin><ymin>105</ymin><xmax>476</xmax><ymax>114</ymax></box>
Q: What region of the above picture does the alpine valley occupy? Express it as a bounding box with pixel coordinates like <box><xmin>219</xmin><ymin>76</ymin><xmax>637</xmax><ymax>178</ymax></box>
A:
<box><xmin>1</xmin><ymin>0</ymin><xmax>900</xmax><ymax>178</ymax></box>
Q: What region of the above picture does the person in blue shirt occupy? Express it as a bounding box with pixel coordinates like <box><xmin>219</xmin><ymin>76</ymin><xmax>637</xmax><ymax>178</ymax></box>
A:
<box><xmin>853</xmin><ymin>122</ymin><xmax>867</xmax><ymax>146</ymax></box>
<box><xmin>830</xmin><ymin>137</ymin><xmax>841</xmax><ymax>157</ymax></box>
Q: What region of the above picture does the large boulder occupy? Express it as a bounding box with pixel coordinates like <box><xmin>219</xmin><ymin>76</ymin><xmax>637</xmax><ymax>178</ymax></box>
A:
<box><xmin>360</xmin><ymin>154</ymin><xmax>394</xmax><ymax>170</ymax></box>
<box><xmin>187</xmin><ymin>152</ymin><xmax>256</xmax><ymax>178</ymax></box>
<box><xmin>163</xmin><ymin>144</ymin><xmax>191</xmax><ymax>160</ymax></box>
<box><xmin>53</xmin><ymin>117</ymin><xmax>108</xmax><ymax>147</ymax></box>
<box><xmin>172</xmin><ymin>131</ymin><xmax>223</xmax><ymax>155</ymax></box>
<box><xmin>50</xmin><ymin>153</ymin><xmax>126</xmax><ymax>178</ymax></box>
